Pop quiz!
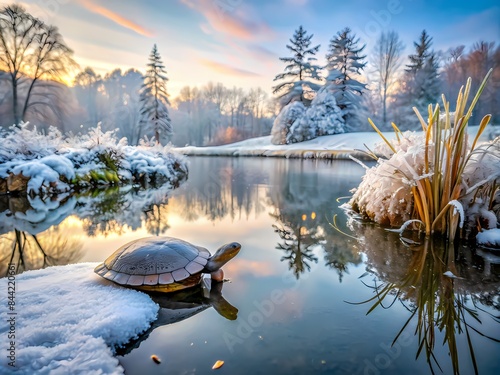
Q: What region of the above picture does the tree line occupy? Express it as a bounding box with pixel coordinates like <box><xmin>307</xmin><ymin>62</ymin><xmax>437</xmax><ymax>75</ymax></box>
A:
<box><xmin>1</xmin><ymin>4</ymin><xmax>498</xmax><ymax>147</ymax></box>
<box><xmin>272</xmin><ymin>25</ymin><xmax>499</xmax><ymax>137</ymax></box>
<box><xmin>0</xmin><ymin>4</ymin><xmax>273</xmax><ymax>146</ymax></box>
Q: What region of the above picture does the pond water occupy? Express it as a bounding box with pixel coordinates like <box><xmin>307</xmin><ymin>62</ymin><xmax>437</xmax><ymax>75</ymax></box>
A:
<box><xmin>1</xmin><ymin>157</ymin><xmax>499</xmax><ymax>375</ymax></box>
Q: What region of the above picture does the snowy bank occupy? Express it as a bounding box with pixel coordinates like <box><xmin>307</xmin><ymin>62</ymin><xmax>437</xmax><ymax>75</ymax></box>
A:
<box><xmin>175</xmin><ymin>126</ymin><xmax>490</xmax><ymax>160</ymax></box>
<box><xmin>0</xmin><ymin>124</ymin><xmax>188</xmax><ymax>195</ymax></box>
<box><xmin>477</xmin><ymin>229</ymin><xmax>500</xmax><ymax>250</ymax></box>
<box><xmin>0</xmin><ymin>263</ymin><xmax>159</xmax><ymax>374</ymax></box>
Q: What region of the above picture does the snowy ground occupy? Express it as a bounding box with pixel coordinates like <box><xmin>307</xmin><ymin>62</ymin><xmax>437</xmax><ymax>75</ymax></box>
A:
<box><xmin>0</xmin><ymin>263</ymin><xmax>158</xmax><ymax>374</ymax></box>
<box><xmin>175</xmin><ymin>126</ymin><xmax>493</xmax><ymax>158</ymax></box>
<box><xmin>0</xmin><ymin>124</ymin><xmax>188</xmax><ymax>195</ymax></box>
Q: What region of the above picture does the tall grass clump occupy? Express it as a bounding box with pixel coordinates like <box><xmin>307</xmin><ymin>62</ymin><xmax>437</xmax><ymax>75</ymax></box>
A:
<box><xmin>348</xmin><ymin>69</ymin><xmax>499</xmax><ymax>240</ymax></box>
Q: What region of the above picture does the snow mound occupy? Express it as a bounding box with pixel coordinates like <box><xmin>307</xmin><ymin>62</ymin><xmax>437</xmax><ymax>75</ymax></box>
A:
<box><xmin>477</xmin><ymin>228</ymin><xmax>500</xmax><ymax>250</ymax></box>
<box><xmin>0</xmin><ymin>263</ymin><xmax>159</xmax><ymax>374</ymax></box>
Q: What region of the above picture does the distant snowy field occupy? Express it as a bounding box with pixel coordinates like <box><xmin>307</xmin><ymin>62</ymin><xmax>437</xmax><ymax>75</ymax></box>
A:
<box><xmin>0</xmin><ymin>263</ymin><xmax>158</xmax><ymax>374</ymax></box>
<box><xmin>175</xmin><ymin>126</ymin><xmax>493</xmax><ymax>158</ymax></box>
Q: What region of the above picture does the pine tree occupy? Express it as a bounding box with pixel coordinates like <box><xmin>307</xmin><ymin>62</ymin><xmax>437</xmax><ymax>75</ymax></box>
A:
<box><xmin>406</xmin><ymin>30</ymin><xmax>433</xmax><ymax>73</ymax></box>
<box><xmin>139</xmin><ymin>44</ymin><xmax>172</xmax><ymax>144</ymax></box>
<box><xmin>324</xmin><ymin>28</ymin><xmax>367</xmax><ymax>126</ymax></box>
<box><xmin>397</xmin><ymin>30</ymin><xmax>440</xmax><ymax>127</ymax></box>
<box><xmin>272</xmin><ymin>26</ymin><xmax>322</xmax><ymax>108</ymax></box>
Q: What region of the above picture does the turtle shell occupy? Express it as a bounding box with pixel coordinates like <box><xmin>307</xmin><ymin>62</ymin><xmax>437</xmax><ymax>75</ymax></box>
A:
<box><xmin>94</xmin><ymin>237</ymin><xmax>211</xmax><ymax>292</ymax></box>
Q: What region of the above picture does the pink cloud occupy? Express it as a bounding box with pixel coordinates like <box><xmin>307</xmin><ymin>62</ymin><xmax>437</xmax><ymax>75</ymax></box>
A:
<box><xmin>182</xmin><ymin>0</ymin><xmax>275</xmax><ymax>41</ymax></box>
<box><xmin>80</xmin><ymin>0</ymin><xmax>153</xmax><ymax>37</ymax></box>
<box><xmin>198</xmin><ymin>58</ymin><xmax>260</xmax><ymax>77</ymax></box>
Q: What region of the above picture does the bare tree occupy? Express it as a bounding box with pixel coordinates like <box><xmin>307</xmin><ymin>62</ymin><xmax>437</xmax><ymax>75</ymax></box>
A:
<box><xmin>73</xmin><ymin>67</ymin><xmax>102</xmax><ymax>126</ymax></box>
<box><xmin>0</xmin><ymin>4</ymin><xmax>76</xmax><ymax>126</ymax></box>
<box><xmin>203</xmin><ymin>82</ymin><xmax>227</xmax><ymax>141</ymax></box>
<box><xmin>442</xmin><ymin>45</ymin><xmax>466</xmax><ymax>100</ymax></box>
<box><xmin>371</xmin><ymin>31</ymin><xmax>405</xmax><ymax>126</ymax></box>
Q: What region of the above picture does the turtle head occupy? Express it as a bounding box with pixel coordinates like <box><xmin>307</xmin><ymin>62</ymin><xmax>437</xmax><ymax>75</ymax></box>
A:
<box><xmin>204</xmin><ymin>242</ymin><xmax>241</xmax><ymax>277</ymax></box>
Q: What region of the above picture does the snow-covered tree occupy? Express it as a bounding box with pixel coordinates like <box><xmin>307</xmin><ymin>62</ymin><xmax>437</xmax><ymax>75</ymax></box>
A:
<box><xmin>324</xmin><ymin>27</ymin><xmax>367</xmax><ymax>127</ymax></box>
<box><xmin>397</xmin><ymin>30</ymin><xmax>440</xmax><ymax>127</ymax></box>
<box><xmin>139</xmin><ymin>44</ymin><xmax>172</xmax><ymax>144</ymax></box>
<box><xmin>273</xmin><ymin>26</ymin><xmax>322</xmax><ymax>108</ymax></box>
<box><xmin>305</xmin><ymin>88</ymin><xmax>345</xmax><ymax>137</ymax></box>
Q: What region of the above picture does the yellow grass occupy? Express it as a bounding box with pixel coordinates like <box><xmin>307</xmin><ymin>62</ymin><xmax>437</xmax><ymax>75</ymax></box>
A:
<box><xmin>369</xmin><ymin>69</ymin><xmax>493</xmax><ymax>239</ymax></box>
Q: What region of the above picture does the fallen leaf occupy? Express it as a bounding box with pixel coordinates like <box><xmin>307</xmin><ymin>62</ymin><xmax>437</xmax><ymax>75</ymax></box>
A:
<box><xmin>212</xmin><ymin>360</ymin><xmax>224</xmax><ymax>370</ymax></box>
<box><xmin>151</xmin><ymin>355</ymin><xmax>161</xmax><ymax>364</ymax></box>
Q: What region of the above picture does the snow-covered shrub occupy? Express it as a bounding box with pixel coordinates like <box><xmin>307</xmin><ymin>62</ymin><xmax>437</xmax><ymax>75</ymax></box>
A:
<box><xmin>123</xmin><ymin>141</ymin><xmax>188</xmax><ymax>184</ymax></box>
<box><xmin>64</xmin><ymin>125</ymin><xmax>127</xmax><ymax>185</ymax></box>
<box><xmin>348</xmin><ymin>70</ymin><xmax>498</xmax><ymax>240</ymax></box>
<box><xmin>348</xmin><ymin>132</ymin><xmax>430</xmax><ymax>226</ymax></box>
<box><xmin>307</xmin><ymin>88</ymin><xmax>345</xmax><ymax>137</ymax></box>
<box><xmin>271</xmin><ymin>90</ymin><xmax>345</xmax><ymax>145</ymax></box>
<box><xmin>270</xmin><ymin>101</ymin><xmax>305</xmax><ymax>145</ymax></box>
<box><xmin>0</xmin><ymin>123</ymin><xmax>64</xmax><ymax>162</ymax></box>
<box><xmin>0</xmin><ymin>123</ymin><xmax>188</xmax><ymax>195</ymax></box>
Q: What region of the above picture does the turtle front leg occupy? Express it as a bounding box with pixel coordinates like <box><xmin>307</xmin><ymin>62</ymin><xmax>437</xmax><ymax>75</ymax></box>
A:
<box><xmin>210</xmin><ymin>269</ymin><xmax>224</xmax><ymax>282</ymax></box>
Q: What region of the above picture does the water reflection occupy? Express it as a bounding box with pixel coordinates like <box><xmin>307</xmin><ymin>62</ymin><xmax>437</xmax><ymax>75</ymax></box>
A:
<box><xmin>0</xmin><ymin>228</ymin><xmax>83</xmax><ymax>275</ymax></box>
<box><xmin>347</xmin><ymin>220</ymin><xmax>500</xmax><ymax>374</ymax></box>
<box><xmin>116</xmin><ymin>279</ymin><xmax>237</xmax><ymax>356</ymax></box>
<box><xmin>1</xmin><ymin>157</ymin><xmax>498</xmax><ymax>374</ymax></box>
<box><xmin>0</xmin><ymin>184</ymin><xmax>176</xmax><ymax>275</ymax></box>
<box><xmin>268</xmin><ymin>160</ymin><xmax>362</xmax><ymax>281</ymax></box>
<box><xmin>169</xmin><ymin>158</ymin><xmax>269</xmax><ymax>222</ymax></box>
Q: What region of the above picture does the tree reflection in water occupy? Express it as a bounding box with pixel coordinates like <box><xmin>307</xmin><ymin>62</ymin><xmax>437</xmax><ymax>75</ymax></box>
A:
<box><xmin>0</xmin><ymin>184</ymin><xmax>178</xmax><ymax>275</ymax></box>
<box><xmin>272</xmin><ymin>220</ymin><xmax>319</xmax><ymax>279</ymax></box>
<box><xmin>0</xmin><ymin>228</ymin><xmax>83</xmax><ymax>276</ymax></box>
<box><xmin>347</xmin><ymin>220</ymin><xmax>500</xmax><ymax>374</ymax></box>
<box><xmin>169</xmin><ymin>158</ymin><xmax>269</xmax><ymax>223</ymax></box>
<box><xmin>1</xmin><ymin>158</ymin><xmax>365</xmax><ymax>281</ymax></box>
<box><xmin>268</xmin><ymin>159</ymin><xmax>363</xmax><ymax>280</ymax></box>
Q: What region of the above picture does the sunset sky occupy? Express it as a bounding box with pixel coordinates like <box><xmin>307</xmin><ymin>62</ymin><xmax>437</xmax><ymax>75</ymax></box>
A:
<box><xmin>8</xmin><ymin>0</ymin><xmax>500</xmax><ymax>96</ymax></box>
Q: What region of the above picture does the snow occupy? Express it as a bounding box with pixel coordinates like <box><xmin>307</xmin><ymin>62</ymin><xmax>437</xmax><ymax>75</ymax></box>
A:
<box><xmin>0</xmin><ymin>263</ymin><xmax>159</xmax><ymax>374</ymax></box>
<box><xmin>269</xmin><ymin>89</ymin><xmax>345</xmax><ymax>145</ymax></box>
<box><xmin>270</xmin><ymin>101</ymin><xmax>306</xmax><ymax>145</ymax></box>
<box><xmin>0</xmin><ymin>123</ymin><xmax>187</xmax><ymax>195</ymax></box>
<box><xmin>443</xmin><ymin>271</ymin><xmax>464</xmax><ymax>279</ymax></box>
<box><xmin>477</xmin><ymin>228</ymin><xmax>500</xmax><ymax>249</ymax></box>
<box><xmin>176</xmin><ymin>125</ymin><xmax>486</xmax><ymax>159</ymax></box>
<box><xmin>177</xmin><ymin>129</ymin><xmax>380</xmax><ymax>158</ymax></box>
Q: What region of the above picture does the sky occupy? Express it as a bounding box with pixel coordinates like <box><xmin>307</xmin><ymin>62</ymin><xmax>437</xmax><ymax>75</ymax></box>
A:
<box><xmin>5</xmin><ymin>0</ymin><xmax>499</xmax><ymax>97</ymax></box>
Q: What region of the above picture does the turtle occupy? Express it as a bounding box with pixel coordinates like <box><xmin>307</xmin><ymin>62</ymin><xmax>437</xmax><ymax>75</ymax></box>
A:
<box><xmin>94</xmin><ymin>236</ymin><xmax>241</xmax><ymax>292</ymax></box>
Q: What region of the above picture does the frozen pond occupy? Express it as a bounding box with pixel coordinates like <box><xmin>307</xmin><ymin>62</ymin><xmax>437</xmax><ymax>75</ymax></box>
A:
<box><xmin>1</xmin><ymin>157</ymin><xmax>499</xmax><ymax>374</ymax></box>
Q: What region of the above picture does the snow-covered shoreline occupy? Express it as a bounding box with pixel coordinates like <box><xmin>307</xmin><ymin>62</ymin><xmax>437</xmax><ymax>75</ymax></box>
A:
<box><xmin>175</xmin><ymin>126</ymin><xmax>494</xmax><ymax>159</ymax></box>
<box><xmin>0</xmin><ymin>263</ymin><xmax>159</xmax><ymax>374</ymax></box>
<box><xmin>0</xmin><ymin>124</ymin><xmax>188</xmax><ymax>196</ymax></box>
